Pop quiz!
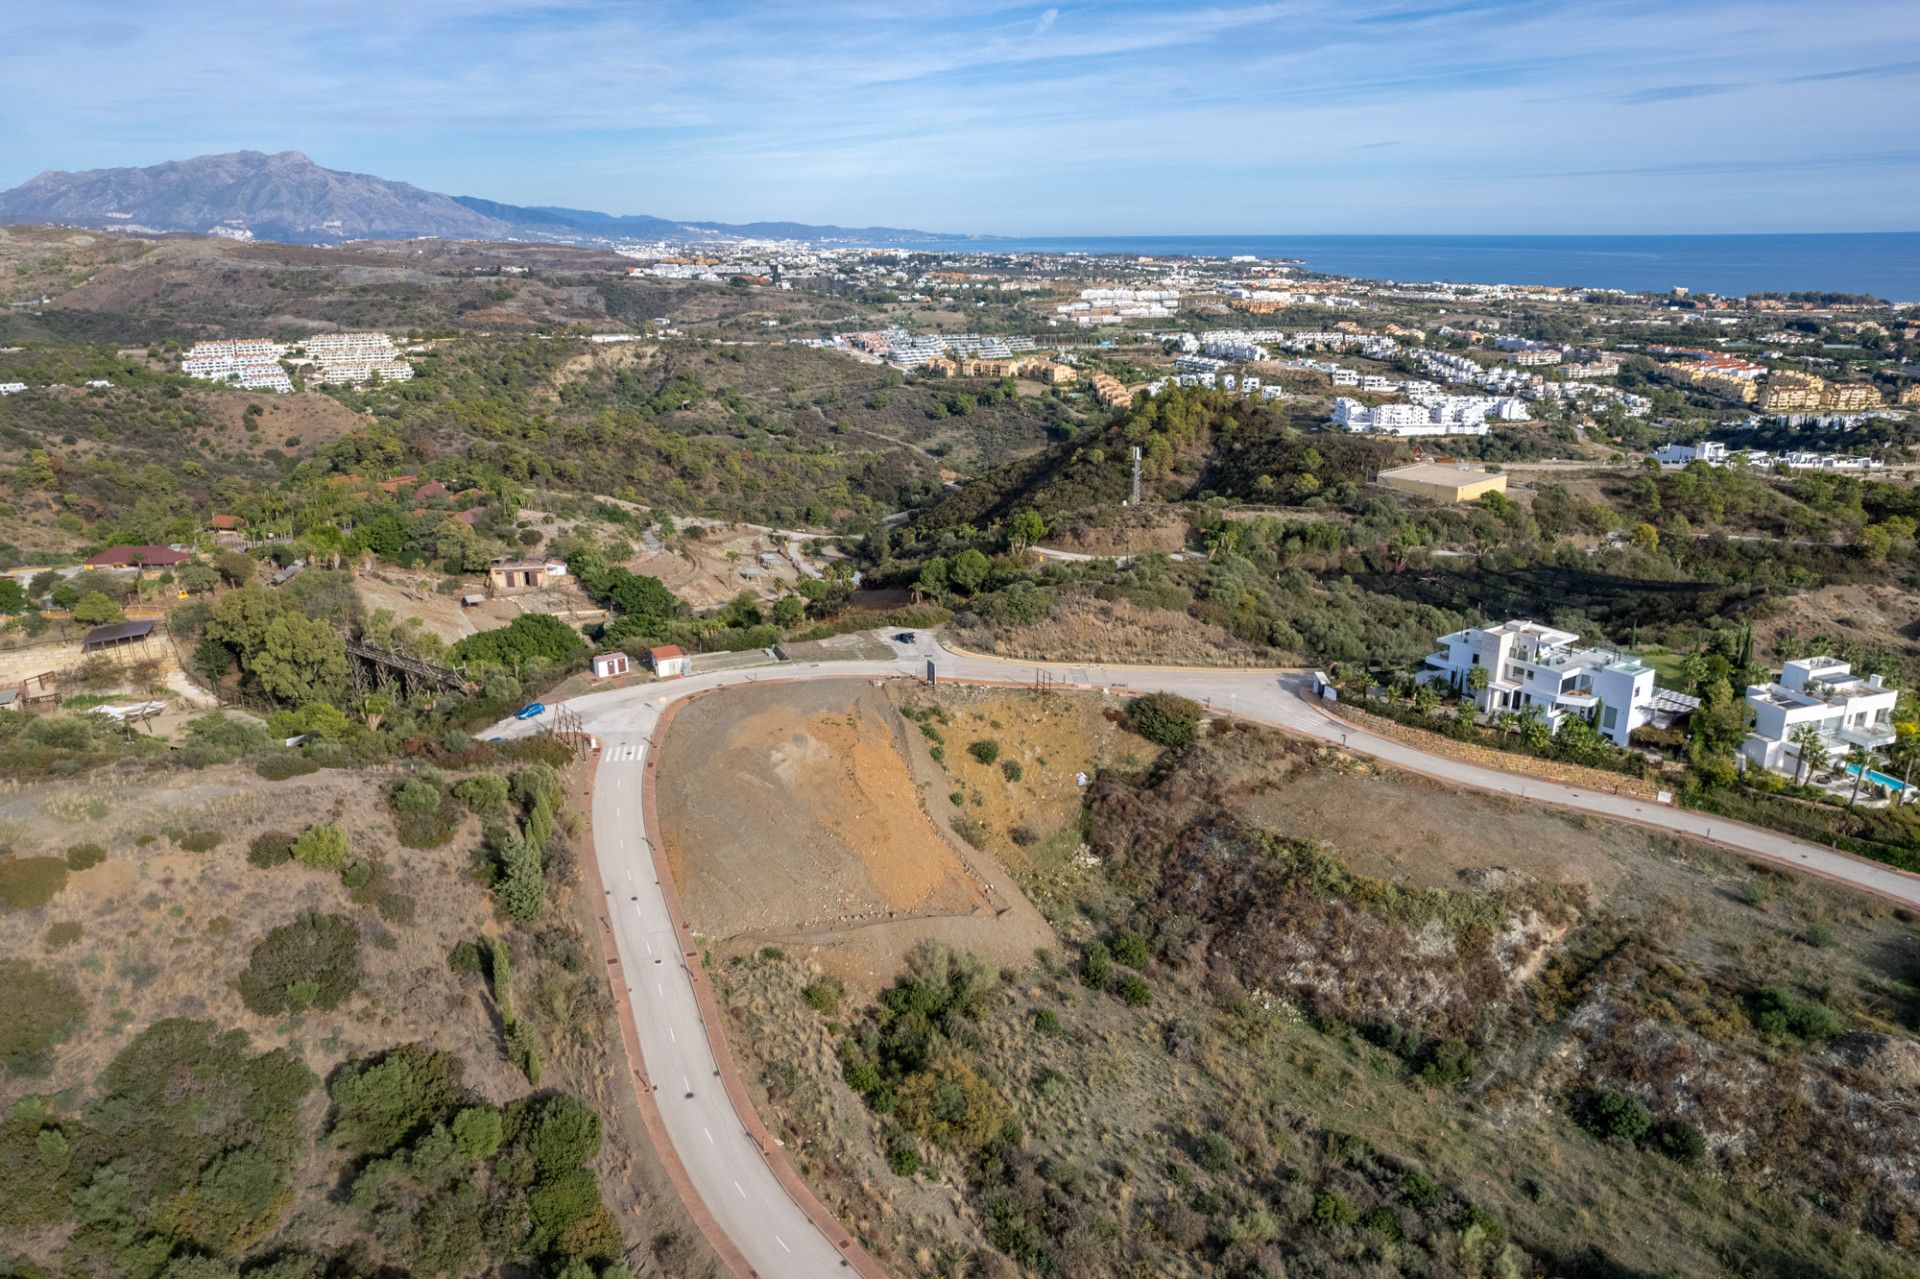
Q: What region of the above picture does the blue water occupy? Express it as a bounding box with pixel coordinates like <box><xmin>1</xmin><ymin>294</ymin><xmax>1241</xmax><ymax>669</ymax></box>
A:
<box><xmin>888</xmin><ymin>233</ymin><xmax>1920</xmax><ymax>301</ymax></box>
<box><xmin>1847</xmin><ymin>762</ymin><xmax>1907</xmax><ymax>793</ymax></box>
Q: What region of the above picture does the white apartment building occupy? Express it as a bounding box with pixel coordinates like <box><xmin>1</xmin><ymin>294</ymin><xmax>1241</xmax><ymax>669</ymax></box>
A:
<box><xmin>301</xmin><ymin>332</ymin><xmax>414</xmax><ymax>385</ymax></box>
<box><xmin>1742</xmin><ymin>657</ymin><xmax>1898</xmax><ymax>778</ymax></box>
<box><xmin>1421</xmin><ymin>620</ymin><xmax>1667</xmax><ymax>747</ymax></box>
<box><xmin>1651</xmin><ymin>441</ymin><xmax>1730</xmax><ymax>466</ymax></box>
<box><xmin>1334</xmin><ymin>394</ymin><xmax>1526</xmax><ymax>436</ymax></box>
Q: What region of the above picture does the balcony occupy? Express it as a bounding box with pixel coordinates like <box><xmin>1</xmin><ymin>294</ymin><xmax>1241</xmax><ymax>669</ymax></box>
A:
<box><xmin>1837</xmin><ymin>722</ymin><xmax>1897</xmax><ymax>750</ymax></box>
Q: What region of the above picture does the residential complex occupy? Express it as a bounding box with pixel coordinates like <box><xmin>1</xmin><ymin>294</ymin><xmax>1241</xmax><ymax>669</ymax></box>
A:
<box><xmin>301</xmin><ymin>332</ymin><xmax>415</xmax><ymax>385</ymax></box>
<box><xmin>1742</xmin><ymin>657</ymin><xmax>1898</xmax><ymax>778</ymax></box>
<box><xmin>1758</xmin><ymin>370</ymin><xmax>1883</xmax><ymax>413</ymax></box>
<box><xmin>1333</xmin><ymin>393</ymin><xmax>1528</xmax><ymax>436</ymax></box>
<box><xmin>181</xmin><ymin>339</ymin><xmax>294</xmax><ymax>393</ymax></box>
<box><xmin>1421</xmin><ymin>620</ymin><xmax>1683</xmax><ymax>748</ymax></box>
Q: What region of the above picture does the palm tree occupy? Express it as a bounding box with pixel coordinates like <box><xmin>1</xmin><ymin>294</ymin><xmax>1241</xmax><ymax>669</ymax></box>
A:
<box><xmin>1844</xmin><ymin>746</ymin><xmax>1875</xmax><ymax>807</ymax></box>
<box><xmin>1790</xmin><ymin>724</ymin><xmax>1829</xmax><ymax>785</ymax></box>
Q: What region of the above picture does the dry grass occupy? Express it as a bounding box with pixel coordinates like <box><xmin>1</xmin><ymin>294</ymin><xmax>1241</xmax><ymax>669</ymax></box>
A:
<box><xmin>951</xmin><ymin>592</ymin><xmax>1270</xmax><ymax>667</ymax></box>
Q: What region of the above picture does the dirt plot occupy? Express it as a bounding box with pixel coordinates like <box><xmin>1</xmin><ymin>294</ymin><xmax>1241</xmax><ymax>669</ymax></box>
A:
<box><xmin>628</xmin><ymin>525</ymin><xmax>816</xmax><ymax>610</ymax></box>
<box><xmin>655</xmin><ymin>681</ymin><xmax>1052</xmax><ymax>987</ymax></box>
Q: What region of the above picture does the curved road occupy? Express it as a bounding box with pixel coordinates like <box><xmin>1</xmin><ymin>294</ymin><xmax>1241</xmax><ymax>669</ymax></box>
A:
<box><xmin>495</xmin><ymin>632</ymin><xmax>1920</xmax><ymax>1279</ymax></box>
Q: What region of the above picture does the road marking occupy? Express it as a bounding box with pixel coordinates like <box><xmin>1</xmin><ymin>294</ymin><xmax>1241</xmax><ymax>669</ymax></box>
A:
<box><xmin>667</xmin><ymin>1027</ymin><xmax>676</xmax><ymax>1043</ymax></box>
<box><xmin>734</xmin><ymin>1180</ymin><xmax>747</xmax><ymax>1199</ymax></box>
<box><xmin>776</xmin><ymin>1235</ymin><xmax>791</xmax><ymax>1253</ymax></box>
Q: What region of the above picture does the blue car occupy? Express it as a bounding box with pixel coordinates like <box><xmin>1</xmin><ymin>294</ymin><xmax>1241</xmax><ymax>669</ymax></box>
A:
<box><xmin>514</xmin><ymin>702</ymin><xmax>546</xmax><ymax>721</ymax></box>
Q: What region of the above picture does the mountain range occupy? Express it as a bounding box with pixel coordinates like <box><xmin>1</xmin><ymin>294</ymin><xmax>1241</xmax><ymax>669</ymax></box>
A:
<box><xmin>0</xmin><ymin>151</ymin><xmax>964</xmax><ymax>247</ymax></box>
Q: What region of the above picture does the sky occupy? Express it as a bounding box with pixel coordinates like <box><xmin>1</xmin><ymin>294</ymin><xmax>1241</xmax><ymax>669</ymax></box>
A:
<box><xmin>3</xmin><ymin>0</ymin><xmax>1919</xmax><ymax>235</ymax></box>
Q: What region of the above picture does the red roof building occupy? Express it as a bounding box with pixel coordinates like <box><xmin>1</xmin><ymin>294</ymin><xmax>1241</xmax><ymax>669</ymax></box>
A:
<box><xmin>85</xmin><ymin>545</ymin><xmax>190</xmax><ymax>569</ymax></box>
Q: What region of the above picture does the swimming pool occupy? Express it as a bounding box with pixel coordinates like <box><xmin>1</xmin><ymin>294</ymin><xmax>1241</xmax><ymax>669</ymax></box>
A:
<box><xmin>1846</xmin><ymin>762</ymin><xmax>1907</xmax><ymax>793</ymax></box>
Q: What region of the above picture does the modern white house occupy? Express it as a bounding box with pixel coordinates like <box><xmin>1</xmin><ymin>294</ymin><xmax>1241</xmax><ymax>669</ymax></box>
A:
<box><xmin>1651</xmin><ymin>440</ymin><xmax>1730</xmax><ymax>466</ymax></box>
<box><xmin>1421</xmin><ymin>619</ymin><xmax>1674</xmax><ymax>747</ymax></box>
<box><xmin>1741</xmin><ymin>657</ymin><xmax>1898</xmax><ymax>777</ymax></box>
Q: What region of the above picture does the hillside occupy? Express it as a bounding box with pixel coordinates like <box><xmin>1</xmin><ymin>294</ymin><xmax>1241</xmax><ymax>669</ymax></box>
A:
<box><xmin>919</xmin><ymin>385</ymin><xmax>1399</xmax><ymax>532</ymax></box>
<box><xmin>0</xmin><ymin>151</ymin><xmax>960</xmax><ymax>246</ymax></box>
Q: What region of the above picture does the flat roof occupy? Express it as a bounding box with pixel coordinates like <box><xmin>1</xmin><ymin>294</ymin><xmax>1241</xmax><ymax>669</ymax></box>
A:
<box><xmin>82</xmin><ymin>619</ymin><xmax>155</xmax><ymax>647</ymax></box>
<box><xmin>1378</xmin><ymin>462</ymin><xmax>1503</xmax><ymax>487</ymax></box>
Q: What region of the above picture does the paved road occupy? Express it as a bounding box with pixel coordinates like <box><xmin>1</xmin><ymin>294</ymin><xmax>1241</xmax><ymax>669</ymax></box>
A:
<box><xmin>493</xmin><ymin>633</ymin><xmax>1920</xmax><ymax>1279</ymax></box>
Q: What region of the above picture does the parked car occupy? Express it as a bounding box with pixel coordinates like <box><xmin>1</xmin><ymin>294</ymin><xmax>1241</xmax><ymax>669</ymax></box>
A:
<box><xmin>894</xmin><ymin>631</ymin><xmax>916</xmax><ymax>644</ymax></box>
<box><xmin>514</xmin><ymin>702</ymin><xmax>546</xmax><ymax>721</ymax></box>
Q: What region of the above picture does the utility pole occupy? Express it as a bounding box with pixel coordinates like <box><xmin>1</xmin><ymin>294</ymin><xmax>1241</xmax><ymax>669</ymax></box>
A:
<box><xmin>1130</xmin><ymin>446</ymin><xmax>1142</xmax><ymax>506</ymax></box>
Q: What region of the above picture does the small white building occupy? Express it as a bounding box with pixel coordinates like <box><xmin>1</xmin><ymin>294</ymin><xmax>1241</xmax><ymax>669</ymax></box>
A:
<box><xmin>591</xmin><ymin>651</ymin><xmax>631</xmax><ymax>679</ymax></box>
<box><xmin>648</xmin><ymin>645</ymin><xmax>690</xmax><ymax>679</ymax></box>
<box><xmin>1742</xmin><ymin>656</ymin><xmax>1898</xmax><ymax>777</ymax></box>
<box><xmin>1421</xmin><ymin>619</ymin><xmax>1674</xmax><ymax>747</ymax></box>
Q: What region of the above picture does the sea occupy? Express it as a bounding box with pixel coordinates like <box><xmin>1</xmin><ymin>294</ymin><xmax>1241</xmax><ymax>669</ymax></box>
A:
<box><xmin>882</xmin><ymin>233</ymin><xmax>1920</xmax><ymax>302</ymax></box>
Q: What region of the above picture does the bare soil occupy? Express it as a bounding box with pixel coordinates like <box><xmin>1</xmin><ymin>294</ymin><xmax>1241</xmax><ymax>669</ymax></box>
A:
<box><xmin>655</xmin><ymin>680</ymin><xmax>1053</xmax><ymax>989</ymax></box>
<box><xmin>628</xmin><ymin>525</ymin><xmax>816</xmax><ymax>610</ymax></box>
<box><xmin>1751</xmin><ymin>581</ymin><xmax>1920</xmax><ymax>679</ymax></box>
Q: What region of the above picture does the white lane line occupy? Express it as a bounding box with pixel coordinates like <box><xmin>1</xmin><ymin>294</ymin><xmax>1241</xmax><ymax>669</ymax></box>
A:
<box><xmin>733</xmin><ymin>1180</ymin><xmax>747</xmax><ymax>1199</ymax></box>
<box><xmin>704</xmin><ymin>1127</ymin><xmax>714</xmax><ymax>1144</ymax></box>
<box><xmin>776</xmin><ymin>1235</ymin><xmax>792</xmax><ymax>1254</ymax></box>
<box><xmin>667</xmin><ymin>1027</ymin><xmax>676</xmax><ymax>1044</ymax></box>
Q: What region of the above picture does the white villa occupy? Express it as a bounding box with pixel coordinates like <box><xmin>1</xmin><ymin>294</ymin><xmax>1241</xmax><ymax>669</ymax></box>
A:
<box><xmin>1421</xmin><ymin>619</ymin><xmax>1683</xmax><ymax>748</ymax></box>
<box><xmin>1742</xmin><ymin>657</ymin><xmax>1898</xmax><ymax>778</ymax></box>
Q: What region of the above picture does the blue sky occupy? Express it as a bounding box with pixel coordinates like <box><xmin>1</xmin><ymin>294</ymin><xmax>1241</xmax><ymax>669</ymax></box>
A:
<box><xmin>3</xmin><ymin>0</ymin><xmax>1918</xmax><ymax>234</ymax></box>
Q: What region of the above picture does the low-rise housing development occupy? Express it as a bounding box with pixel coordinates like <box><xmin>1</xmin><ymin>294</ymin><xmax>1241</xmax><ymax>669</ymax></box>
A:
<box><xmin>1742</xmin><ymin>657</ymin><xmax>1898</xmax><ymax>779</ymax></box>
<box><xmin>1421</xmin><ymin>620</ymin><xmax>1682</xmax><ymax>747</ymax></box>
<box><xmin>1334</xmin><ymin>392</ymin><xmax>1528</xmax><ymax>436</ymax></box>
<box><xmin>1758</xmin><ymin>370</ymin><xmax>1884</xmax><ymax>413</ymax></box>
<box><xmin>181</xmin><ymin>339</ymin><xmax>294</xmax><ymax>393</ymax></box>
<box><xmin>301</xmin><ymin>332</ymin><xmax>415</xmax><ymax>385</ymax></box>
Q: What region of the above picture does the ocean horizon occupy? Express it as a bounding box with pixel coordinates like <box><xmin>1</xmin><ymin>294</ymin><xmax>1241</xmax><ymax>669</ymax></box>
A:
<box><xmin>884</xmin><ymin>232</ymin><xmax>1920</xmax><ymax>302</ymax></box>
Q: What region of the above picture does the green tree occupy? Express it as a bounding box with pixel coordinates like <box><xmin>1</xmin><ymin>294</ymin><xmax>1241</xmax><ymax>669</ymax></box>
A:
<box><xmin>71</xmin><ymin>591</ymin><xmax>122</xmax><ymax>625</ymax></box>
<box><xmin>1790</xmin><ymin>724</ymin><xmax>1829</xmax><ymax>785</ymax></box>
<box><xmin>949</xmin><ymin>548</ymin><xmax>991</xmax><ymax>594</ymax></box>
<box><xmin>1843</xmin><ymin>745</ymin><xmax>1875</xmax><ymax>807</ymax></box>
<box><xmin>1008</xmin><ymin>509</ymin><xmax>1047</xmax><ymax>552</ymax></box>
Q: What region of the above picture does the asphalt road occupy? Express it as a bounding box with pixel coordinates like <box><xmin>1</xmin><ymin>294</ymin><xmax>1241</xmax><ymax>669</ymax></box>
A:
<box><xmin>493</xmin><ymin>632</ymin><xmax>1920</xmax><ymax>1278</ymax></box>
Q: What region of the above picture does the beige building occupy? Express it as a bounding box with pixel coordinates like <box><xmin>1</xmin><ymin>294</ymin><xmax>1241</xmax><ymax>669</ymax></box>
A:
<box><xmin>1670</xmin><ymin>364</ymin><xmax>1758</xmax><ymax>402</ymax></box>
<box><xmin>1089</xmin><ymin>372</ymin><xmax>1133</xmax><ymax>408</ymax></box>
<box><xmin>1760</xmin><ymin>370</ymin><xmax>1886</xmax><ymax>412</ymax></box>
<box><xmin>1377</xmin><ymin>462</ymin><xmax>1508</xmax><ymax>504</ymax></box>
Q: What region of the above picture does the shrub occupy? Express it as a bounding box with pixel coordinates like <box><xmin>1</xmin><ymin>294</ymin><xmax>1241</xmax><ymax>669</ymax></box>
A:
<box><xmin>391</xmin><ymin>778</ymin><xmax>458</xmax><ymax>849</ymax></box>
<box><xmin>1310</xmin><ymin>1192</ymin><xmax>1359</xmax><ymax>1230</ymax></box>
<box><xmin>291</xmin><ymin>824</ymin><xmax>351</xmax><ymax>869</ymax></box>
<box><xmin>255</xmin><ymin>753</ymin><xmax>319</xmax><ymax>781</ymax></box>
<box><xmin>452</xmin><ymin>774</ymin><xmax>509</xmax><ymax>811</ymax></box>
<box><xmin>247</xmin><ymin>831</ymin><xmax>295</xmax><ymax>868</ymax></box>
<box><xmin>329</xmin><ymin>1044</ymin><xmax>464</xmax><ymax>1156</ymax></box>
<box><xmin>176</xmin><ymin>830</ymin><xmax>222</xmax><ymax>853</ymax></box>
<box><xmin>1128</xmin><ymin>693</ymin><xmax>1203</xmax><ymax>748</ymax></box>
<box><xmin>887</xmin><ymin>1138</ymin><xmax>921</xmax><ymax>1177</ymax></box>
<box><xmin>0</xmin><ymin>858</ymin><xmax>69</xmax><ymax>909</ymax></box>
<box><xmin>0</xmin><ymin>961</ymin><xmax>85</xmax><ymax>1074</ymax></box>
<box><xmin>65</xmin><ymin>843</ymin><xmax>106</xmax><ymax>871</ymax></box>
<box><xmin>968</xmin><ymin>739</ymin><xmax>1001</xmax><ymax>765</ymax></box>
<box><xmin>1194</xmin><ymin>1130</ymin><xmax>1234</xmax><ymax>1173</ymax></box>
<box><xmin>1000</xmin><ymin>759</ymin><xmax>1022</xmax><ymax>782</ymax></box>
<box><xmin>453</xmin><ymin>1105</ymin><xmax>504</xmax><ymax>1160</ymax></box>
<box><xmin>1111</xmin><ymin>931</ymin><xmax>1149</xmax><ymax>968</ymax></box>
<box><xmin>340</xmin><ymin>862</ymin><xmax>372</xmax><ymax>890</ymax></box>
<box><xmin>1362</xmin><ymin>1207</ymin><xmax>1405</xmax><ymax>1241</ymax></box>
<box><xmin>447</xmin><ymin>940</ymin><xmax>484</xmax><ymax>975</ymax></box>
<box><xmin>1400</xmin><ymin>1169</ymin><xmax>1439</xmax><ymax>1209</ymax></box>
<box><xmin>1575</xmin><ymin>1088</ymin><xmax>1653</xmax><ymax>1143</ymax></box>
<box><xmin>1652</xmin><ymin>1118</ymin><xmax>1706</xmax><ymax>1163</ymax></box>
<box><xmin>1802</xmin><ymin>921</ymin><xmax>1837</xmax><ymax>948</ymax></box>
<box><xmin>1082</xmin><ymin>942</ymin><xmax>1111</xmax><ymax>990</ymax></box>
<box><xmin>237</xmin><ymin>914</ymin><xmax>361</xmax><ymax>1016</ymax></box>
<box><xmin>1750</xmin><ymin>987</ymin><xmax>1846</xmax><ymax>1042</ymax></box>
<box><xmin>1030</xmin><ymin>1008</ymin><xmax>1061</xmax><ymax>1036</ymax></box>
<box><xmin>802</xmin><ymin>977</ymin><xmax>844</xmax><ymax>1014</ymax></box>
<box><xmin>1116</xmin><ymin>973</ymin><xmax>1153</xmax><ymax>1007</ymax></box>
<box><xmin>43</xmin><ymin>921</ymin><xmax>83</xmax><ymax>950</ymax></box>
